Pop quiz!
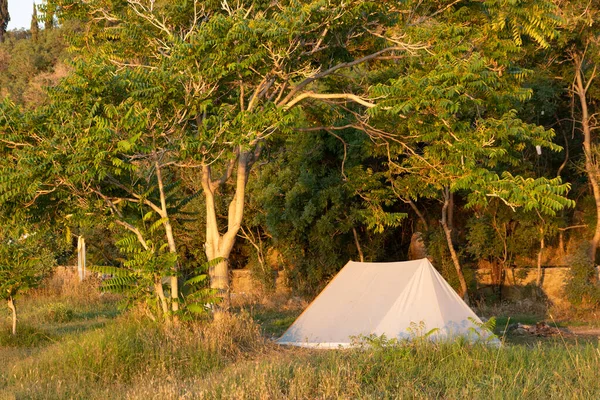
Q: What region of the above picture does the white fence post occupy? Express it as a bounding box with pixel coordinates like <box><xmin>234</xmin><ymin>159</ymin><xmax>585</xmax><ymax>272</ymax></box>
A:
<box><xmin>77</xmin><ymin>236</ymin><xmax>86</xmax><ymax>281</ymax></box>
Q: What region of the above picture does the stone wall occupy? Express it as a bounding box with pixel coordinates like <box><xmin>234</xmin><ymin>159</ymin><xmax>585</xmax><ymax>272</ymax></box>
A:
<box><xmin>476</xmin><ymin>267</ymin><xmax>575</xmax><ymax>305</ymax></box>
<box><xmin>234</xmin><ymin>265</ymin><xmax>596</xmax><ymax>306</ymax></box>
<box><xmin>230</xmin><ymin>269</ymin><xmax>289</xmax><ymax>296</ymax></box>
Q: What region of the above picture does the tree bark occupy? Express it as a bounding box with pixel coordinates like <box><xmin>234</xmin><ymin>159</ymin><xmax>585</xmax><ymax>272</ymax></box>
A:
<box><xmin>536</xmin><ymin>228</ymin><xmax>545</xmax><ymax>288</ymax></box>
<box><xmin>202</xmin><ymin>150</ymin><xmax>254</xmax><ymax>315</ymax></box>
<box><xmin>447</xmin><ymin>192</ymin><xmax>454</xmax><ymax>232</ymax></box>
<box><xmin>575</xmin><ymin>62</ymin><xmax>600</xmax><ymax>263</ymax></box>
<box><xmin>77</xmin><ymin>236</ymin><xmax>86</xmax><ymax>282</ymax></box>
<box><xmin>441</xmin><ymin>188</ymin><xmax>469</xmax><ymax>303</ymax></box>
<box><xmin>154</xmin><ymin>279</ymin><xmax>169</xmax><ymax>317</ymax></box>
<box><xmin>155</xmin><ymin>160</ymin><xmax>179</xmax><ymax>316</ymax></box>
<box><xmin>352</xmin><ymin>227</ymin><xmax>365</xmax><ymax>262</ymax></box>
<box><xmin>7</xmin><ymin>296</ymin><xmax>16</xmax><ymax>336</ymax></box>
<box><xmin>406</xmin><ymin>199</ymin><xmax>428</xmax><ymax>231</ymax></box>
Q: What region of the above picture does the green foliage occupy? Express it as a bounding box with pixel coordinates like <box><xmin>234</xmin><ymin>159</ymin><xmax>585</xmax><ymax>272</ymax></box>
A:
<box><xmin>365</xmin><ymin>0</ymin><xmax>572</xmax><ymax>212</ymax></box>
<box><xmin>90</xmin><ymin>232</ymin><xmax>178</xmax><ymax>315</ymax></box>
<box><xmin>564</xmin><ymin>242</ymin><xmax>600</xmax><ymax>309</ymax></box>
<box><xmin>0</xmin><ymin>24</ymin><xmax>69</xmax><ymax>107</ymax></box>
<box><xmin>0</xmin><ymin>226</ymin><xmax>56</xmax><ymax>302</ymax></box>
<box><xmin>45</xmin><ymin>302</ymin><xmax>75</xmax><ymax>323</ymax></box>
<box><xmin>181</xmin><ymin>257</ymin><xmax>223</xmax><ymax>318</ymax></box>
<box><xmin>465</xmin><ymin>205</ymin><xmax>550</xmax><ymax>267</ymax></box>
<box><xmin>424</xmin><ymin>228</ymin><xmax>468</xmax><ymax>290</ymax></box>
<box><xmin>0</xmin><ymin>0</ymin><xmax>592</xmax><ymax>312</ymax></box>
<box><xmin>247</xmin><ymin>130</ymin><xmax>400</xmax><ymax>292</ymax></box>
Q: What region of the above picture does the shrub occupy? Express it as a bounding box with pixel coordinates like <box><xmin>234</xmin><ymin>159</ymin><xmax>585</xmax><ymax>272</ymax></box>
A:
<box><xmin>564</xmin><ymin>241</ymin><xmax>600</xmax><ymax>310</ymax></box>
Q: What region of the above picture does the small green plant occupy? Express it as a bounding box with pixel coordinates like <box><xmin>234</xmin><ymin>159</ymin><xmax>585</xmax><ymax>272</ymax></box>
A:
<box><xmin>180</xmin><ymin>257</ymin><xmax>223</xmax><ymax>319</ymax></box>
<box><xmin>467</xmin><ymin>316</ymin><xmax>500</xmax><ymax>344</ymax></box>
<box><xmin>515</xmin><ymin>268</ymin><xmax>530</xmax><ymax>284</ymax></box>
<box><xmin>45</xmin><ymin>302</ymin><xmax>75</xmax><ymax>323</ymax></box>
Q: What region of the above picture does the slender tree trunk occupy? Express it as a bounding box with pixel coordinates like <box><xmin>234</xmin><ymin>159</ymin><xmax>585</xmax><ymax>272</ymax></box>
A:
<box><xmin>536</xmin><ymin>229</ymin><xmax>545</xmax><ymax>288</ymax></box>
<box><xmin>441</xmin><ymin>188</ymin><xmax>469</xmax><ymax>303</ymax></box>
<box><xmin>155</xmin><ymin>160</ymin><xmax>179</xmax><ymax>316</ymax></box>
<box><xmin>77</xmin><ymin>236</ymin><xmax>86</xmax><ymax>282</ymax></box>
<box><xmin>447</xmin><ymin>192</ymin><xmax>454</xmax><ymax>231</ymax></box>
<box><xmin>575</xmin><ymin>63</ymin><xmax>600</xmax><ymax>262</ymax></box>
<box><xmin>154</xmin><ymin>279</ymin><xmax>169</xmax><ymax>317</ymax></box>
<box><xmin>352</xmin><ymin>227</ymin><xmax>364</xmax><ymax>262</ymax></box>
<box><xmin>7</xmin><ymin>296</ymin><xmax>16</xmax><ymax>336</ymax></box>
<box><xmin>407</xmin><ymin>199</ymin><xmax>428</xmax><ymax>231</ymax></box>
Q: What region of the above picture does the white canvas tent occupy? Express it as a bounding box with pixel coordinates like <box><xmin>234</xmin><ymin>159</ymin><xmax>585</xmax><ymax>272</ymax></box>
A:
<box><xmin>277</xmin><ymin>258</ymin><xmax>497</xmax><ymax>348</ymax></box>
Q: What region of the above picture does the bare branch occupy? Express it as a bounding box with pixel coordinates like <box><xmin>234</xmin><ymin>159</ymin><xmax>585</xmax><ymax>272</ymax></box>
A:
<box><xmin>325</xmin><ymin>129</ymin><xmax>348</xmax><ymax>180</ymax></box>
<box><xmin>429</xmin><ymin>0</ymin><xmax>462</xmax><ymax>18</ymax></box>
<box><xmin>584</xmin><ymin>64</ymin><xmax>597</xmax><ymax>93</ymax></box>
<box><xmin>115</xmin><ymin>220</ymin><xmax>149</xmax><ymax>250</ymax></box>
<box><xmin>284</xmin><ymin>92</ymin><xmax>376</xmax><ymax>110</ymax></box>
<box><xmin>278</xmin><ymin>45</ymin><xmax>427</xmax><ymax>107</ymax></box>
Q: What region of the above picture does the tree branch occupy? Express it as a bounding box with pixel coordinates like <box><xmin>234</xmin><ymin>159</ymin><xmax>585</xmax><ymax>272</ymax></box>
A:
<box><xmin>115</xmin><ymin>220</ymin><xmax>149</xmax><ymax>250</ymax></box>
<box><xmin>278</xmin><ymin>45</ymin><xmax>426</xmax><ymax>107</ymax></box>
<box><xmin>284</xmin><ymin>92</ymin><xmax>376</xmax><ymax>110</ymax></box>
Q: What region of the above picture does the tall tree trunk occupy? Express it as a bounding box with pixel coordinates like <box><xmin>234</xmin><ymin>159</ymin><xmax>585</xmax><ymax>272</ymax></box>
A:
<box><xmin>447</xmin><ymin>192</ymin><xmax>454</xmax><ymax>231</ymax></box>
<box><xmin>575</xmin><ymin>62</ymin><xmax>600</xmax><ymax>262</ymax></box>
<box><xmin>7</xmin><ymin>296</ymin><xmax>16</xmax><ymax>336</ymax></box>
<box><xmin>202</xmin><ymin>150</ymin><xmax>254</xmax><ymax>316</ymax></box>
<box><xmin>441</xmin><ymin>188</ymin><xmax>469</xmax><ymax>303</ymax></box>
<box><xmin>155</xmin><ymin>160</ymin><xmax>179</xmax><ymax>316</ymax></box>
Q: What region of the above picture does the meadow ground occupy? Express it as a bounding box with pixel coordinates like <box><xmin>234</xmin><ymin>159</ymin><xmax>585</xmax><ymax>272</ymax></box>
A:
<box><xmin>1</xmin><ymin>276</ymin><xmax>600</xmax><ymax>399</ymax></box>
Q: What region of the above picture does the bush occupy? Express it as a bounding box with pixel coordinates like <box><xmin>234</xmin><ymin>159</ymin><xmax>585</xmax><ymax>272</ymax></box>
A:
<box><xmin>45</xmin><ymin>302</ymin><xmax>75</xmax><ymax>323</ymax></box>
<box><xmin>564</xmin><ymin>242</ymin><xmax>600</xmax><ymax>310</ymax></box>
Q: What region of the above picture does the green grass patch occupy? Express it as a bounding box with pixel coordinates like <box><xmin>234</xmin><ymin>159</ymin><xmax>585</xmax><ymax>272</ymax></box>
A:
<box><xmin>0</xmin><ymin>324</ymin><xmax>56</xmax><ymax>348</ymax></box>
<box><xmin>251</xmin><ymin>307</ymin><xmax>302</xmax><ymax>338</ymax></box>
<box><xmin>198</xmin><ymin>340</ymin><xmax>600</xmax><ymax>399</ymax></box>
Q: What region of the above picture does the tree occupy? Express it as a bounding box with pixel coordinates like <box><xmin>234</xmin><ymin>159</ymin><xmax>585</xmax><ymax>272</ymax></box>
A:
<box><xmin>363</xmin><ymin>0</ymin><xmax>575</xmax><ymax>300</ymax></box>
<box><xmin>39</xmin><ymin>0</ymin><xmax>55</xmax><ymax>30</ymax></box>
<box><xmin>45</xmin><ymin>0</ymin><xmax>425</xmax><ymax>313</ymax></box>
<box><xmin>31</xmin><ymin>3</ymin><xmax>40</xmax><ymax>42</ymax></box>
<box><xmin>27</xmin><ymin>0</ymin><xmax>577</xmax><ymax>312</ymax></box>
<box><xmin>246</xmin><ymin>128</ymin><xmax>403</xmax><ymax>292</ymax></box>
<box><xmin>0</xmin><ymin>0</ymin><xmax>8</xmax><ymax>43</ymax></box>
<box><xmin>553</xmin><ymin>1</ymin><xmax>600</xmax><ymax>261</ymax></box>
<box><xmin>0</xmin><ymin>22</ymin><xmax>69</xmax><ymax>107</ymax></box>
<box><xmin>0</xmin><ymin>218</ymin><xmax>55</xmax><ymax>335</ymax></box>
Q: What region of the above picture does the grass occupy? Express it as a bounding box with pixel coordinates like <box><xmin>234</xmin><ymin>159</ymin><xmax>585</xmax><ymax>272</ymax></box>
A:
<box><xmin>2</xmin><ymin>273</ymin><xmax>600</xmax><ymax>399</ymax></box>
<box><xmin>250</xmin><ymin>306</ymin><xmax>303</xmax><ymax>338</ymax></box>
<box><xmin>198</xmin><ymin>340</ymin><xmax>600</xmax><ymax>399</ymax></box>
